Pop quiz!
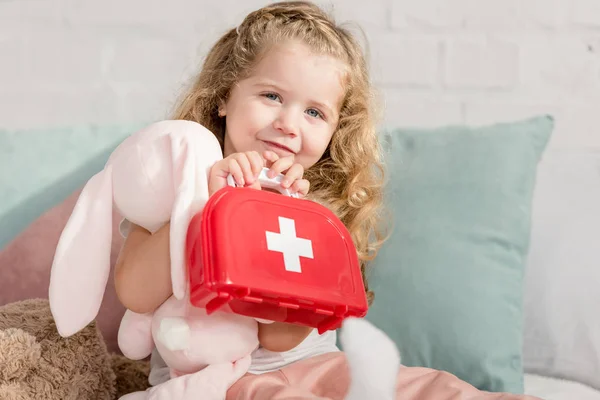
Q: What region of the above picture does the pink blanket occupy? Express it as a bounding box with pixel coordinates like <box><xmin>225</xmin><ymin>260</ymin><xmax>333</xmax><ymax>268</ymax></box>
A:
<box><xmin>227</xmin><ymin>353</ymin><xmax>541</xmax><ymax>400</ymax></box>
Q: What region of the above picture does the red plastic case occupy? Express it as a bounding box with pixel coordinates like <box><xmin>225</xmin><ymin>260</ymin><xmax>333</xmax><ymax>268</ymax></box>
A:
<box><xmin>186</xmin><ymin>186</ymin><xmax>368</xmax><ymax>333</ymax></box>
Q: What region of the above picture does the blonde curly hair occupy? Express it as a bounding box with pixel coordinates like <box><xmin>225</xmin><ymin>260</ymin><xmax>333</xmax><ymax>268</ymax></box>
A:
<box><xmin>171</xmin><ymin>1</ymin><xmax>388</xmax><ymax>305</ymax></box>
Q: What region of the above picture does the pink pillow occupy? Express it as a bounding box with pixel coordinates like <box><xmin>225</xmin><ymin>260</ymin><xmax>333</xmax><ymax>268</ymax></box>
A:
<box><xmin>0</xmin><ymin>188</ymin><xmax>126</xmax><ymax>354</ymax></box>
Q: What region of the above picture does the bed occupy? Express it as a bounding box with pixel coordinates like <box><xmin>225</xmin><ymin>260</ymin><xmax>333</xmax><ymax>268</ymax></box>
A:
<box><xmin>1</xmin><ymin>120</ymin><xmax>599</xmax><ymax>399</ymax></box>
<box><xmin>525</xmin><ymin>374</ymin><xmax>600</xmax><ymax>400</ymax></box>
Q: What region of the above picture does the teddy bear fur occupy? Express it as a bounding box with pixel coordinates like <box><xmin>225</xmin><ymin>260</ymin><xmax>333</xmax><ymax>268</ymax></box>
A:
<box><xmin>0</xmin><ymin>298</ymin><xmax>150</xmax><ymax>399</ymax></box>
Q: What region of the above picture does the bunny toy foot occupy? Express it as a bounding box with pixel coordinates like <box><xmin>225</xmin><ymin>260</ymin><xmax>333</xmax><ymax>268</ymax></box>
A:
<box><xmin>118</xmin><ymin>355</ymin><xmax>252</xmax><ymax>400</ymax></box>
<box><xmin>116</xmin><ymin>295</ymin><xmax>259</xmax><ymax>400</ymax></box>
<box><xmin>341</xmin><ymin>318</ymin><xmax>401</xmax><ymax>400</ymax></box>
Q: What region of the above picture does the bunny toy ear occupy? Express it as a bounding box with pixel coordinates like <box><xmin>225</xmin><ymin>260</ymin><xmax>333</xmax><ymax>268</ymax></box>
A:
<box><xmin>49</xmin><ymin>165</ymin><xmax>114</xmax><ymax>337</ymax></box>
<box><xmin>169</xmin><ymin>124</ymin><xmax>222</xmax><ymax>300</ymax></box>
<box><xmin>169</xmin><ymin>134</ymin><xmax>195</xmax><ymax>300</ymax></box>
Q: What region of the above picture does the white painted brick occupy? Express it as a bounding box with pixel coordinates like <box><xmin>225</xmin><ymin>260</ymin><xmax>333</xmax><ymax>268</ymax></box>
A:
<box><xmin>106</xmin><ymin>38</ymin><xmax>194</xmax><ymax>91</ymax></box>
<box><xmin>62</xmin><ymin>0</ymin><xmax>289</xmax><ymax>30</ymax></box>
<box><xmin>371</xmin><ymin>34</ymin><xmax>439</xmax><ymax>87</ymax></box>
<box><xmin>548</xmin><ymin>104</ymin><xmax>600</xmax><ymax>150</ymax></box>
<box><xmin>461</xmin><ymin>0</ymin><xmax>521</xmax><ymax>29</ymax></box>
<box><xmin>571</xmin><ymin>0</ymin><xmax>600</xmax><ymax>28</ymax></box>
<box><xmin>392</xmin><ymin>0</ymin><xmax>523</xmax><ymax>30</ymax></box>
<box><xmin>517</xmin><ymin>35</ymin><xmax>600</xmax><ymax>100</ymax></box>
<box><xmin>0</xmin><ymin>37</ymin><xmax>26</xmax><ymax>91</ymax></box>
<box><xmin>326</xmin><ymin>0</ymin><xmax>388</xmax><ymax>30</ymax></box>
<box><xmin>391</xmin><ymin>0</ymin><xmax>463</xmax><ymax>29</ymax></box>
<box><xmin>0</xmin><ymin>0</ymin><xmax>597</xmax><ymax>159</ymax></box>
<box><xmin>62</xmin><ymin>0</ymin><xmax>204</xmax><ymax>26</ymax></box>
<box><xmin>0</xmin><ymin>88</ymin><xmax>121</xmax><ymax>130</ymax></box>
<box><xmin>522</xmin><ymin>0</ymin><xmax>569</xmax><ymax>28</ymax></box>
<box><xmin>0</xmin><ymin>0</ymin><xmax>62</xmax><ymax>27</ymax></box>
<box><xmin>465</xmin><ymin>101</ymin><xmax>558</xmax><ymax>126</ymax></box>
<box><xmin>21</xmin><ymin>29</ymin><xmax>106</xmax><ymax>89</ymax></box>
<box><xmin>380</xmin><ymin>90</ymin><xmax>463</xmax><ymax>128</ymax></box>
<box><xmin>57</xmin><ymin>0</ymin><xmax>276</xmax><ymax>55</ymax></box>
<box><xmin>116</xmin><ymin>88</ymin><xmax>177</xmax><ymax>123</ymax></box>
<box><xmin>443</xmin><ymin>38</ymin><xmax>519</xmax><ymax>89</ymax></box>
<box><xmin>465</xmin><ymin>101</ymin><xmax>600</xmax><ymax>151</ymax></box>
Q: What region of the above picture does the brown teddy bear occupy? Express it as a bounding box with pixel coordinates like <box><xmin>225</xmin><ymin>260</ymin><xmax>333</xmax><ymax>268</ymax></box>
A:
<box><xmin>0</xmin><ymin>298</ymin><xmax>150</xmax><ymax>399</ymax></box>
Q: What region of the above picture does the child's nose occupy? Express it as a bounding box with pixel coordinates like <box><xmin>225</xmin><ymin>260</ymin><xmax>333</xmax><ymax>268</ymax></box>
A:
<box><xmin>273</xmin><ymin>108</ymin><xmax>300</xmax><ymax>137</ymax></box>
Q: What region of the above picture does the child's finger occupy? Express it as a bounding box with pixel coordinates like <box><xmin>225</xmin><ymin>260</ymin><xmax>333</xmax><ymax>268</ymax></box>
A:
<box><xmin>281</xmin><ymin>163</ymin><xmax>304</xmax><ymax>188</ymax></box>
<box><xmin>208</xmin><ymin>159</ymin><xmax>231</xmax><ymax>196</ymax></box>
<box><xmin>227</xmin><ymin>158</ymin><xmax>245</xmax><ymax>186</ymax></box>
<box><xmin>262</xmin><ymin>150</ymin><xmax>279</xmax><ymax>168</ymax></box>
<box><xmin>291</xmin><ymin>179</ymin><xmax>310</xmax><ymax>197</ymax></box>
<box><xmin>233</xmin><ymin>153</ymin><xmax>254</xmax><ymax>185</ymax></box>
<box><xmin>247</xmin><ymin>151</ymin><xmax>265</xmax><ymax>179</ymax></box>
<box><xmin>247</xmin><ymin>180</ymin><xmax>262</xmax><ymax>191</ymax></box>
<box><xmin>268</xmin><ymin>156</ymin><xmax>295</xmax><ymax>179</ymax></box>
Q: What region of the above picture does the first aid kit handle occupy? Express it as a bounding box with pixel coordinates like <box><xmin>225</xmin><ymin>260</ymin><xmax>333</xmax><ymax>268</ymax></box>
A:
<box><xmin>226</xmin><ymin>167</ymin><xmax>299</xmax><ymax>198</ymax></box>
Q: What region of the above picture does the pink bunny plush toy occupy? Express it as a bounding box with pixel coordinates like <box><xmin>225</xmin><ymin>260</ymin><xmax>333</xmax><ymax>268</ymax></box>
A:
<box><xmin>48</xmin><ymin>120</ymin><xmax>261</xmax><ymax>400</ymax></box>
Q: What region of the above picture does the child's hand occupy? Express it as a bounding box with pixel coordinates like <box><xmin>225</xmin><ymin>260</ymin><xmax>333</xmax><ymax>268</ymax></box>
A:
<box><xmin>208</xmin><ymin>150</ymin><xmax>310</xmax><ymax>197</ymax></box>
<box><xmin>208</xmin><ymin>151</ymin><xmax>264</xmax><ymax>196</ymax></box>
<box><xmin>263</xmin><ymin>150</ymin><xmax>310</xmax><ymax>198</ymax></box>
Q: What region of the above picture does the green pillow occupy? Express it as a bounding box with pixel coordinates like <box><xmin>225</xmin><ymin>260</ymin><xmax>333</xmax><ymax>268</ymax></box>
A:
<box><xmin>365</xmin><ymin>115</ymin><xmax>554</xmax><ymax>394</ymax></box>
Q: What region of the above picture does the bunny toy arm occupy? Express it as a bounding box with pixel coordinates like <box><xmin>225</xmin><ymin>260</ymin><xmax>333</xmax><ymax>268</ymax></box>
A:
<box><xmin>118</xmin><ymin>309</ymin><xmax>155</xmax><ymax>360</ymax></box>
<box><xmin>119</xmin><ymin>355</ymin><xmax>252</xmax><ymax>400</ymax></box>
<box><xmin>147</xmin><ymin>356</ymin><xmax>252</xmax><ymax>400</ymax></box>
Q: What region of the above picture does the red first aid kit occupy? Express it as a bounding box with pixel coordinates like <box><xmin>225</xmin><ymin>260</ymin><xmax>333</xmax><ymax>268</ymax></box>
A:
<box><xmin>186</xmin><ymin>168</ymin><xmax>368</xmax><ymax>333</ymax></box>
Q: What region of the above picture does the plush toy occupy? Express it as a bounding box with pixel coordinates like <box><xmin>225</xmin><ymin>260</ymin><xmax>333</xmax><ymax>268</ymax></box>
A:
<box><xmin>0</xmin><ymin>298</ymin><xmax>150</xmax><ymax>400</ymax></box>
<box><xmin>48</xmin><ymin>120</ymin><xmax>260</xmax><ymax>399</ymax></box>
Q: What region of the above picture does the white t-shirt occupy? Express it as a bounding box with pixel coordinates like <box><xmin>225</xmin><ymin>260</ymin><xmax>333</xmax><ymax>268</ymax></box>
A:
<box><xmin>118</xmin><ymin>219</ymin><xmax>339</xmax><ymax>385</ymax></box>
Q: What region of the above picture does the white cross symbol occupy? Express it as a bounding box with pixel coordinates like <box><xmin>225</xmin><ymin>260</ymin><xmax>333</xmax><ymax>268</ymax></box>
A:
<box><xmin>265</xmin><ymin>216</ymin><xmax>314</xmax><ymax>273</ymax></box>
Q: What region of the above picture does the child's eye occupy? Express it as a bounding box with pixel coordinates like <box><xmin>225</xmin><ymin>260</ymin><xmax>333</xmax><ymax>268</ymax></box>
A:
<box><xmin>306</xmin><ymin>108</ymin><xmax>324</xmax><ymax>119</ymax></box>
<box><xmin>263</xmin><ymin>92</ymin><xmax>281</xmax><ymax>102</ymax></box>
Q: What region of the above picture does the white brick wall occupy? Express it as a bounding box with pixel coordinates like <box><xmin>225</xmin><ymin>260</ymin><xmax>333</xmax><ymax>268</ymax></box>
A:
<box><xmin>0</xmin><ymin>0</ymin><xmax>598</xmax><ymax>150</ymax></box>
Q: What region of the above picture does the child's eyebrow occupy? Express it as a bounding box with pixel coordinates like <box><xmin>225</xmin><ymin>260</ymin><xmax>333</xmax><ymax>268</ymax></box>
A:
<box><xmin>251</xmin><ymin>78</ymin><xmax>283</xmax><ymax>90</ymax></box>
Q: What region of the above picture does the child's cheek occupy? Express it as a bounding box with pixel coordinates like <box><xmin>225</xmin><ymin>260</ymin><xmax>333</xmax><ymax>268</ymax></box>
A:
<box><xmin>302</xmin><ymin>136</ymin><xmax>331</xmax><ymax>167</ymax></box>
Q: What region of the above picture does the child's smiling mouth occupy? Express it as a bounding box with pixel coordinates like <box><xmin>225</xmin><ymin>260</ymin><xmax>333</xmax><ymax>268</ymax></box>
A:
<box><xmin>261</xmin><ymin>140</ymin><xmax>296</xmax><ymax>155</ymax></box>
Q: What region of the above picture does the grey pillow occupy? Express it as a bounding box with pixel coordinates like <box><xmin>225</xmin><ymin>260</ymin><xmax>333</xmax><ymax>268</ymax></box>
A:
<box><xmin>523</xmin><ymin>151</ymin><xmax>600</xmax><ymax>389</ymax></box>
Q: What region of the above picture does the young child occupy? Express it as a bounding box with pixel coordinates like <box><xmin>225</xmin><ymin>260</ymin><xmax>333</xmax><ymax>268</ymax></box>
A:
<box><xmin>114</xmin><ymin>2</ymin><xmax>541</xmax><ymax>399</ymax></box>
<box><xmin>114</xmin><ymin>0</ymin><xmax>389</xmax><ymax>395</ymax></box>
<box><xmin>117</xmin><ymin>0</ymin><xmax>385</xmax><ymax>373</ymax></box>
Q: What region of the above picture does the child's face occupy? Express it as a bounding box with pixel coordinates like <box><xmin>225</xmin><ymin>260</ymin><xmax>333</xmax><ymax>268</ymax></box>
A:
<box><xmin>220</xmin><ymin>40</ymin><xmax>345</xmax><ymax>170</ymax></box>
